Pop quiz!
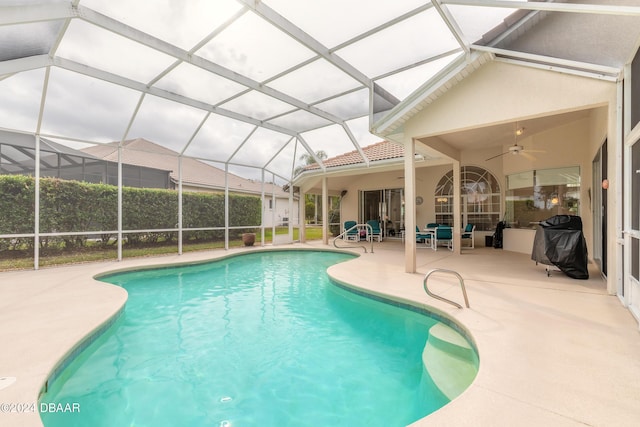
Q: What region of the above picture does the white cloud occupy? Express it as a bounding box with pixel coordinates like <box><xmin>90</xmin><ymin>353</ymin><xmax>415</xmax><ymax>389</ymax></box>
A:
<box><xmin>0</xmin><ymin>0</ymin><xmax>502</xmax><ymax>181</ymax></box>
<box><xmin>126</xmin><ymin>94</ymin><xmax>208</xmax><ymax>152</ymax></box>
<box><xmin>0</xmin><ymin>69</ymin><xmax>44</xmax><ymax>132</ymax></box>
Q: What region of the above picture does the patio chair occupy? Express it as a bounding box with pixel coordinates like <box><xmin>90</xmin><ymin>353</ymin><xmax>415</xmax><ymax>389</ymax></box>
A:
<box><xmin>366</xmin><ymin>220</ymin><xmax>382</xmax><ymax>242</ymax></box>
<box><xmin>344</xmin><ymin>220</ymin><xmax>359</xmax><ymax>241</ymax></box>
<box><xmin>433</xmin><ymin>226</ymin><xmax>453</xmax><ymax>251</ymax></box>
<box><xmin>461</xmin><ymin>224</ymin><xmax>475</xmax><ymax>248</ymax></box>
<box><xmin>416</xmin><ymin>226</ymin><xmax>433</xmax><ymax>248</ymax></box>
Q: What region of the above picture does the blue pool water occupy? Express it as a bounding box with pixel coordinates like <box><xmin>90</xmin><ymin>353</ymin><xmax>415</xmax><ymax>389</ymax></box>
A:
<box><xmin>41</xmin><ymin>251</ymin><xmax>468</xmax><ymax>427</ymax></box>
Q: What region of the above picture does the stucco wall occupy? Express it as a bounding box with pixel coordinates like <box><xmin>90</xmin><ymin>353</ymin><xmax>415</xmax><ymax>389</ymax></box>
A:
<box><xmin>338</xmin><ymin>170</ymin><xmax>401</xmax><ymax>224</ymax></box>
<box><xmin>339</xmin><ymin>117</ymin><xmax>595</xmax><ymax>237</ymax></box>
<box><xmin>404</xmin><ymin>61</ymin><xmax>613</xmax><ymax>139</ymax></box>
<box><xmin>342</xmin><ymin>62</ymin><xmax>617</xmax><ymax>261</ymax></box>
<box><xmin>403</xmin><ymin>61</ymin><xmax>616</xmax><ymax>265</ymax></box>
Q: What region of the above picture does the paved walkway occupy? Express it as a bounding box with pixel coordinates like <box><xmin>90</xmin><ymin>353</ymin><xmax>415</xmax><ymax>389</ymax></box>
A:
<box><xmin>1</xmin><ymin>242</ymin><xmax>639</xmax><ymax>426</ymax></box>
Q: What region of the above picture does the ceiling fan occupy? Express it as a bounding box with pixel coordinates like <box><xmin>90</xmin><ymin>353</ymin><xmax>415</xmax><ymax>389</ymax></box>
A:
<box><xmin>485</xmin><ymin>125</ymin><xmax>544</xmax><ymax>161</ymax></box>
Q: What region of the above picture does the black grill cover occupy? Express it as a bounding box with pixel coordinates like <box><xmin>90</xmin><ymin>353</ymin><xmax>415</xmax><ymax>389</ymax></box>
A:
<box><xmin>531</xmin><ymin>215</ymin><xmax>589</xmax><ymax>279</ymax></box>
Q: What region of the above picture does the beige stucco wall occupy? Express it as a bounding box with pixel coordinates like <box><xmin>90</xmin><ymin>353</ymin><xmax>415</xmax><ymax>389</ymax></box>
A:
<box><xmin>407</xmin><ymin>62</ymin><xmax>614</xmax><ymax>255</ymax></box>
<box><xmin>404</xmin><ymin>62</ymin><xmax>613</xmax><ymax>139</ymax></box>
<box><xmin>409</xmin><ymin>62</ymin><xmax>616</xmax><ymax>288</ymax></box>
<box><xmin>326</xmin><ymin>60</ymin><xmax>621</xmax><ymax>289</ymax></box>
<box><xmin>338</xmin><ymin>170</ymin><xmax>401</xmax><ymax>224</ymax></box>
<box><xmin>338</xmin><ymin>165</ymin><xmax>457</xmax><ymax>229</ymax></box>
<box><xmin>339</xmin><ymin>115</ymin><xmax>598</xmax><ymax>238</ymax></box>
<box><xmin>339</xmin><ymin>61</ymin><xmax>618</xmax><ymax>286</ymax></box>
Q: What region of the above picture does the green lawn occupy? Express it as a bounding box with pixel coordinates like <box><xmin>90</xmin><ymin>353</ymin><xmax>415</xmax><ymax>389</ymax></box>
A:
<box><xmin>0</xmin><ymin>226</ymin><xmax>325</xmax><ymax>271</ymax></box>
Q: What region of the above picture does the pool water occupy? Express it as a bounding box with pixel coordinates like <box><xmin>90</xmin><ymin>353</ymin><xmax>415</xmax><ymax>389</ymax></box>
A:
<box><xmin>41</xmin><ymin>251</ymin><xmax>468</xmax><ymax>427</ymax></box>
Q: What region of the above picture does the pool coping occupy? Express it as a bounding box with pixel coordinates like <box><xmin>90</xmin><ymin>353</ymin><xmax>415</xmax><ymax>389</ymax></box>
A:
<box><xmin>2</xmin><ymin>242</ymin><xmax>640</xmax><ymax>426</ymax></box>
<box><xmin>39</xmin><ymin>247</ymin><xmax>478</xmax><ymax>422</ymax></box>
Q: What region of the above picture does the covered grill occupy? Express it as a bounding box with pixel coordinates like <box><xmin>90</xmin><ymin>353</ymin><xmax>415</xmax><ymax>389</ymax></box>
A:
<box><xmin>531</xmin><ymin>215</ymin><xmax>589</xmax><ymax>279</ymax></box>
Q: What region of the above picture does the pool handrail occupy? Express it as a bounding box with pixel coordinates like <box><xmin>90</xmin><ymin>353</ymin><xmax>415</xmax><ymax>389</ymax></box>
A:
<box><xmin>423</xmin><ymin>268</ymin><xmax>470</xmax><ymax>309</ymax></box>
<box><xmin>333</xmin><ymin>223</ymin><xmax>374</xmax><ymax>253</ymax></box>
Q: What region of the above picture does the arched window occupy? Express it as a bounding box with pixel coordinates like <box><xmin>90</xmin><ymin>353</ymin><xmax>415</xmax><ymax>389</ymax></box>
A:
<box><xmin>434</xmin><ymin>166</ymin><xmax>501</xmax><ymax>231</ymax></box>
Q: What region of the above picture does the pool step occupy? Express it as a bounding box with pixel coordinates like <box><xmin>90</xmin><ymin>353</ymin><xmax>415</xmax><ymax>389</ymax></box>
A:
<box><xmin>422</xmin><ymin>323</ymin><xmax>478</xmax><ymax>400</ymax></box>
<box><xmin>427</xmin><ymin>323</ymin><xmax>475</xmax><ymax>359</ymax></box>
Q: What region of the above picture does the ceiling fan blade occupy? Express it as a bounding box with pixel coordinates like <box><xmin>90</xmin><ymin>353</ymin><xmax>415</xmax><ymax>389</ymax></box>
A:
<box><xmin>485</xmin><ymin>151</ymin><xmax>509</xmax><ymax>161</ymax></box>
<box><xmin>521</xmin><ymin>152</ymin><xmax>537</xmax><ymax>161</ymax></box>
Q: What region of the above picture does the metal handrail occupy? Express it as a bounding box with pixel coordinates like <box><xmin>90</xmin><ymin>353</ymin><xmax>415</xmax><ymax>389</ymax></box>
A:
<box><xmin>423</xmin><ymin>268</ymin><xmax>470</xmax><ymax>309</ymax></box>
<box><xmin>333</xmin><ymin>223</ymin><xmax>374</xmax><ymax>253</ymax></box>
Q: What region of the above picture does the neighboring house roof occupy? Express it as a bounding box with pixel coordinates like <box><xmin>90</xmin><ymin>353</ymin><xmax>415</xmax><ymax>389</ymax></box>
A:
<box><xmin>0</xmin><ymin>129</ymin><xmax>100</xmax><ymax>158</ymax></box>
<box><xmin>81</xmin><ymin>138</ymin><xmax>290</xmax><ymax>197</ymax></box>
<box><xmin>305</xmin><ymin>140</ymin><xmax>403</xmax><ymax>171</ymax></box>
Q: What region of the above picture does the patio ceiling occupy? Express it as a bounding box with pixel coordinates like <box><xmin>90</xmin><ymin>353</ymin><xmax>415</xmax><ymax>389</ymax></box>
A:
<box><xmin>1</xmin><ymin>1</ymin><xmax>639</xmax><ymax>185</ymax></box>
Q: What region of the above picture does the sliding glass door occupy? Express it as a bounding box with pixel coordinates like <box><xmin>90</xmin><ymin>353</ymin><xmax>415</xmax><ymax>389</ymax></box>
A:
<box><xmin>593</xmin><ymin>142</ymin><xmax>607</xmax><ymax>276</ymax></box>
<box><xmin>360</xmin><ymin>188</ymin><xmax>404</xmax><ymax>238</ymax></box>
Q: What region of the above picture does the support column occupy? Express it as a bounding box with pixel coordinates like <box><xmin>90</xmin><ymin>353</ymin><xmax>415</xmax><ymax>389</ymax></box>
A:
<box><xmin>224</xmin><ymin>163</ymin><xmax>229</xmax><ymax>250</ymax></box>
<box><xmin>288</xmin><ymin>180</ymin><xmax>294</xmax><ymax>241</ymax></box>
<box><xmin>299</xmin><ymin>190</ymin><xmax>306</xmax><ymax>243</ymax></box>
<box><xmin>322</xmin><ymin>177</ymin><xmax>329</xmax><ymax>245</ymax></box>
<box><xmin>261</xmin><ymin>169</ymin><xmax>266</xmax><ymax>247</ymax></box>
<box><xmin>178</xmin><ymin>156</ymin><xmax>183</xmax><ymax>255</ymax></box>
<box><xmin>34</xmin><ymin>135</ymin><xmax>40</xmax><ymax>270</ymax></box>
<box><xmin>404</xmin><ymin>139</ymin><xmax>417</xmax><ymax>273</ymax></box>
<box><xmin>453</xmin><ymin>160</ymin><xmax>462</xmax><ymax>254</ymax></box>
<box><xmin>270</xmin><ymin>172</ymin><xmax>276</xmax><ymax>247</ymax></box>
<box><xmin>117</xmin><ymin>144</ymin><xmax>123</xmax><ymax>261</ymax></box>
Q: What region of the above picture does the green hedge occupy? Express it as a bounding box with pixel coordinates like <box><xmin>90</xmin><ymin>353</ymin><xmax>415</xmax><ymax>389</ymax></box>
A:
<box><xmin>0</xmin><ymin>175</ymin><xmax>261</xmax><ymax>250</ymax></box>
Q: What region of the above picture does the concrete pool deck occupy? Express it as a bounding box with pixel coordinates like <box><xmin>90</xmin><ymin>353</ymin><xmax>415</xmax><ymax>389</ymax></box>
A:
<box><xmin>1</xmin><ymin>241</ymin><xmax>639</xmax><ymax>426</ymax></box>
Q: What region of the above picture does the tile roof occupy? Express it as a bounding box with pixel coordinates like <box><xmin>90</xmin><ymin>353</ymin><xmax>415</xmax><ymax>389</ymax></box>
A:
<box><xmin>305</xmin><ymin>140</ymin><xmax>404</xmax><ymax>170</ymax></box>
<box><xmin>81</xmin><ymin>138</ymin><xmax>288</xmax><ymax>196</ymax></box>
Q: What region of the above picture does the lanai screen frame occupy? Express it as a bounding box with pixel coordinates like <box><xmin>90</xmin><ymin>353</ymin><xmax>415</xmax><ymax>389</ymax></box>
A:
<box><xmin>2</xmin><ymin>1</ymin><xmax>640</xmax><ymax>269</ymax></box>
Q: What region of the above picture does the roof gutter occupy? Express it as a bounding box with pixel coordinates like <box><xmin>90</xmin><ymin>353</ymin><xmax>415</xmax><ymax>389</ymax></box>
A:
<box><xmin>371</xmin><ymin>51</ymin><xmax>491</xmax><ymax>136</ymax></box>
<box><xmin>168</xmin><ymin>178</ymin><xmax>295</xmax><ymax>198</ymax></box>
<box><xmin>293</xmin><ymin>156</ymin><xmax>413</xmax><ymax>185</ymax></box>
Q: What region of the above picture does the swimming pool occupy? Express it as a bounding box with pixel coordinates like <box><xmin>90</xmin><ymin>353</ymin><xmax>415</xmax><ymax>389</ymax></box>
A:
<box><xmin>40</xmin><ymin>250</ymin><xmax>477</xmax><ymax>427</ymax></box>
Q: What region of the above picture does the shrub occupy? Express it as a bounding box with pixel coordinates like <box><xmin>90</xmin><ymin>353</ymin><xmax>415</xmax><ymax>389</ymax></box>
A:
<box><xmin>0</xmin><ymin>175</ymin><xmax>261</xmax><ymax>251</ymax></box>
